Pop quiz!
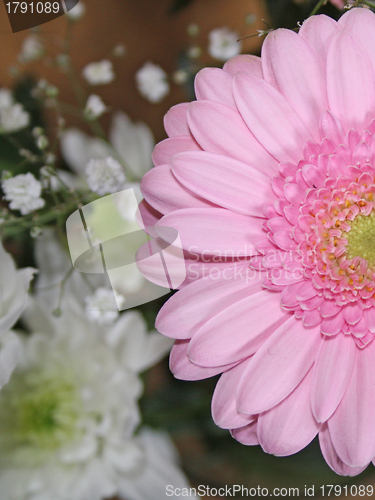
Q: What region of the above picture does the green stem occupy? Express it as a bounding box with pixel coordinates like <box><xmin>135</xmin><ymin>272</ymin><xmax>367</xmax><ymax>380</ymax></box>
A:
<box><xmin>309</xmin><ymin>0</ymin><xmax>327</xmax><ymax>16</ymax></box>
<box><xmin>53</xmin><ymin>266</ymin><xmax>74</xmax><ymax>315</ymax></box>
<box><xmin>0</xmin><ymin>193</ymin><xmax>96</xmax><ymax>237</ymax></box>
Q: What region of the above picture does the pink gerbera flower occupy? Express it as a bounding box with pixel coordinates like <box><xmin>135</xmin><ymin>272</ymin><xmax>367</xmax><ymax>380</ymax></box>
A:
<box><xmin>140</xmin><ymin>8</ymin><xmax>375</xmax><ymax>476</ymax></box>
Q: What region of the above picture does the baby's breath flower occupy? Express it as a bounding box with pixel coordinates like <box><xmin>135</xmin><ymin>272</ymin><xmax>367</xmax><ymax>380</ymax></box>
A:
<box><xmin>2</xmin><ymin>173</ymin><xmax>45</xmax><ymax>215</ymax></box>
<box><xmin>85</xmin><ymin>156</ymin><xmax>126</xmax><ymax>195</ymax></box>
<box><xmin>113</xmin><ymin>44</ymin><xmax>126</xmax><ymax>57</ymax></box>
<box><xmin>66</xmin><ymin>1</ymin><xmax>85</xmax><ymax>20</ymax></box>
<box><xmin>82</xmin><ymin>60</ymin><xmax>115</xmax><ymax>85</ymax></box>
<box><xmin>45</xmin><ymin>153</ymin><xmax>56</xmax><ymax>165</ymax></box>
<box><xmin>84</xmin><ymin>94</ymin><xmax>107</xmax><ymax>120</ymax></box>
<box><xmin>0</xmin><ymin>89</ymin><xmax>13</xmax><ymax>110</ymax></box>
<box><xmin>36</xmin><ymin>135</ymin><xmax>49</xmax><ymax>150</ymax></box>
<box><xmin>135</xmin><ymin>62</ymin><xmax>169</xmax><ymax>103</ymax></box>
<box><xmin>45</xmin><ymin>84</ymin><xmax>59</xmax><ymax>97</ymax></box>
<box><xmin>18</xmin><ymin>35</ymin><xmax>44</xmax><ymax>63</ymax></box>
<box><xmin>56</xmin><ymin>54</ymin><xmax>71</xmax><ymax>71</ymax></box>
<box><xmin>85</xmin><ymin>287</ymin><xmax>125</xmax><ymax>324</ymax></box>
<box><xmin>32</xmin><ymin>126</ymin><xmax>43</xmax><ymax>137</ymax></box>
<box><xmin>30</xmin><ymin>226</ymin><xmax>43</xmax><ymax>239</ymax></box>
<box><xmin>0</xmin><ymin>103</ymin><xmax>29</xmax><ymax>133</ymax></box>
<box><xmin>208</xmin><ymin>27</ymin><xmax>241</xmax><ymax>61</ymax></box>
<box><xmin>173</xmin><ymin>69</ymin><xmax>189</xmax><ymax>85</ymax></box>
<box><xmin>19</xmin><ymin>149</ymin><xmax>38</xmax><ymax>163</ymax></box>
<box><xmin>245</xmin><ymin>13</ymin><xmax>257</xmax><ymax>25</ymax></box>
<box><xmin>187</xmin><ymin>23</ymin><xmax>199</xmax><ymax>37</ymax></box>
<box><xmin>187</xmin><ymin>45</ymin><xmax>201</xmax><ymax>59</ymax></box>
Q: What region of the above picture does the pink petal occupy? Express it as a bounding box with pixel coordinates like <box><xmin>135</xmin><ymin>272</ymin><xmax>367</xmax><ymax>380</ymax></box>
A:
<box><xmin>188</xmin><ymin>289</ymin><xmax>288</xmax><ymax>367</ymax></box>
<box><xmin>267</xmin><ymin>217</ymin><xmax>292</xmax><ymax>233</ymax></box>
<box><xmin>281</xmin><ymin>282</ymin><xmax>302</xmax><ymax>309</ymax></box>
<box><xmin>363</xmin><ymin>307</ymin><xmax>375</xmax><ymax>333</ymax></box>
<box><xmin>269</xmin><ymin>267</ymin><xmax>303</xmax><ymax>286</ymax></box>
<box><xmin>311</xmin><ymin>334</ymin><xmax>356</xmax><ymax>422</ymax></box>
<box><xmin>327</xmin><ymin>154</ymin><xmax>347</xmax><ymax>178</ymax></box>
<box><xmin>300</xmin><ymin>295</ymin><xmax>324</xmax><ymax>311</ymax></box>
<box><xmin>170</xmin><ymin>340</ymin><xmax>237</xmax><ymax>380</ymax></box>
<box><xmin>319</xmin><ymin>300</ymin><xmax>342</xmax><ymax>318</ymax></box>
<box><xmin>152</xmin><ymin>136</ymin><xmax>201</xmax><ymax>166</ymax></box>
<box><xmin>187</xmin><ymin>100</ymin><xmax>278</xmax><ymax>175</ymax></box>
<box><xmin>137</xmin><ymin>200</ymin><xmax>162</xmax><ymax>236</ymax></box>
<box><xmin>212</xmin><ymin>361</ymin><xmax>256</xmax><ymax>429</ymax></box>
<box><xmin>284</xmin><ymin>182</ymin><xmax>305</xmax><ymax>206</ymax></box>
<box><xmin>141</xmin><ymin>164</ymin><xmax>214</xmax><ymax>214</ymax></box>
<box><xmin>194</xmin><ymin>68</ymin><xmax>235</xmax><ymax>108</ymax></box>
<box><xmin>350</xmin><ymin>317</ymin><xmax>367</xmax><ymax>339</ymax></box>
<box><xmin>302</xmin><ymin>309</ymin><xmax>321</xmax><ymax>327</ymax></box>
<box><xmin>156</xmin><ymin>208</ymin><xmax>264</xmax><ymax>255</ymax></box>
<box><xmin>284</xmin><ymin>205</ymin><xmax>299</xmax><ymax>225</ymax></box>
<box><xmin>342</xmin><ymin>303</ymin><xmax>363</xmax><ymax>325</ymax></box>
<box><xmin>296</xmin><ymin>281</ymin><xmax>317</xmax><ymax>302</ymax></box>
<box><xmin>171</xmin><ymin>151</ymin><xmax>274</xmax><ymax>217</ymax></box>
<box><xmin>319</xmin><ymin>424</ymin><xmax>369</xmax><ymax>477</ymax></box>
<box><xmin>326</xmin><ymin>30</ymin><xmax>375</xmax><ymax>133</ymax></box>
<box><xmin>237</xmin><ymin>316</ymin><xmax>321</xmax><ymax>414</ymax></box>
<box><xmin>320</xmin><ymin>111</ymin><xmax>345</xmax><ymax>143</ymax></box>
<box><xmin>223</xmin><ymin>54</ymin><xmax>263</xmax><ymax>77</ymax></box>
<box><xmin>339</xmin><ymin>7</ymin><xmax>375</xmax><ymax>78</ymax></box>
<box><xmin>299</xmin><ymin>14</ymin><xmax>341</xmax><ymax>64</ymax></box>
<box><xmin>258</xmin><ymin>369</ymin><xmax>320</xmax><ymax>456</ymax></box>
<box><xmin>302</xmin><ymin>164</ymin><xmax>327</xmax><ymax>188</ymax></box>
<box><xmin>321</xmin><ymin>313</ymin><xmax>345</xmax><ymax>336</ymax></box>
<box><xmin>233</xmin><ymin>72</ymin><xmax>312</xmax><ymax>163</ymax></box>
<box><xmin>272</xmin><ymin>231</ymin><xmax>297</xmax><ymax>252</ymax></box>
<box><xmin>231</xmin><ymin>421</ymin><xmax>259</xmax><ymax>445</ymax></box>
<box><xmin>329</xmin><ymin>346</ymin><xmax>375</xmax><ymax>467</ymax></box>
<box><xmin>156</xmin><ymin>270</ymin><xmax>258</xmax><ymax>339</ymax></box>
<box><xmin>163</xmin><ymin>103</ymin><xmax>190</xmax><ymax>137</ymax></box>
<box><xmin>262</xmin><ymin>29</ymin><xmax>328</xmax><ymax>142</ymax></box>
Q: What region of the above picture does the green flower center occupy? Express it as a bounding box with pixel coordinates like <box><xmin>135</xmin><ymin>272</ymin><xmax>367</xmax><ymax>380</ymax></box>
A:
<box><xmin>0</xmin><ymin>372</ymin><xmax>81</xmax><ymax>450</ymax></box>
<box><xmin>346</xmin><ymin>211</ymin><xmax>375</xmax><ymax>268</ymax></box>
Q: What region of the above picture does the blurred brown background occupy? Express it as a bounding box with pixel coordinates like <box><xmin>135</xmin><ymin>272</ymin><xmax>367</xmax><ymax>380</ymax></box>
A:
<box><xmin>0</xmin><ymin>0</ymin><xmax>267</xmax><ymax>142</ymax></box>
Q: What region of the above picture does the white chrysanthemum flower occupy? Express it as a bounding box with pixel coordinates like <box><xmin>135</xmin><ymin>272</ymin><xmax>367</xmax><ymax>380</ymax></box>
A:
<box><xmin>0</xmin><ymin>103</ymin><xmax>29</xmax><ymax>133</ymax></box>
<box><xmin>85</xmin><ymin>287</ymin><xmax>125</xmax><ymax>324</ymax></box>
<box><xmin>84</xmin><ymin>94</ymin><xmax>107</xmax><ymax>120</ymax></box>
<box><xmin>0</xmin><ymin>242</ymin><xmax>36</xmax><ymax>389</ymax></box>
<box><xmin>135</xmin><ymin>62</ymin><xmax>170</xmax><ymax>103</ymax></box>
<box><xmin>85</xmin><ymin>156</ymin><xmax>126</xmax><ymax>195</ymax></box>
<box><xmin>18</xmin><ymin>35</ymin><xmax>44</xmax><ymax>63</ymax></box>
<box><xmin>208</xmin><ymin>27</ymin><xmax>241</xmax><ymax>61</ymax></box>
<box><xmin>0</xmin><ymin>299</ymin><xmax>186</xmax><ymax>500</ymax></box>
<box><xmin>0</xmin><ymin>89</ymin><xmax>14</xmax><ymax>110</ymax></box>
<box><xmin>2</xmin><ymin>173</ymin><xmax>45</xmax><ymax>215</ymax></box>
<box><xmin>66</xmin><ymin>1</ymin><xmax>85</xmax><ymax>20</ymax></box>
<box><xmin>61</xmin><ymin>112</ymin><xmax>154</xmax><ymax>181</ymax></box>
<box><xmin>82</xmin><ymin>60</ymin><xmax>115</xmax><ymax>85</ymax></box>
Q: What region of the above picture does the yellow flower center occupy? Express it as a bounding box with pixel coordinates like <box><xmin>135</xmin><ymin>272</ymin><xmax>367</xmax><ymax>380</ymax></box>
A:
<box><xmin>346</xmin><ymin>211</ymin><xmax>375</xmax><ymax>268</ymax></box>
